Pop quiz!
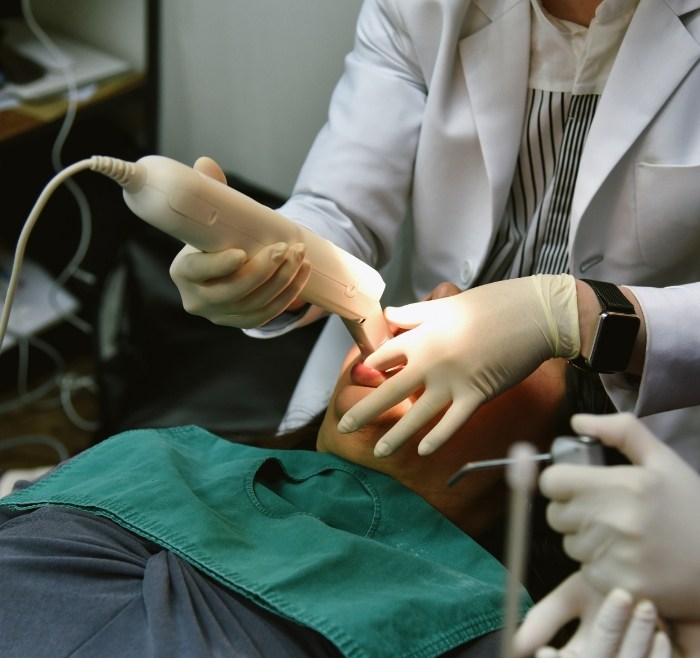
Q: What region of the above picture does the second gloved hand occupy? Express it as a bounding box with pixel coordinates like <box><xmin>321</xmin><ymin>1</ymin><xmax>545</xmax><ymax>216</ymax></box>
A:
<box><xmin>338</xmin><ymin>274</ymin><xmax>580</xmax><ymax>457</ymax></box>
<box><xmin>513</xmin><ymin>573</ymin><xmax>672</xmax><ymax>658</ymax></box>
<box><xmin>541</xmin><ymin>412</ymin><xmax>700</xmax><ymax>620</ymax></box>
<box><xmin>169</xmin><ymin>157</ymin><xmax>311</xmax><ymax>329</ymax></box>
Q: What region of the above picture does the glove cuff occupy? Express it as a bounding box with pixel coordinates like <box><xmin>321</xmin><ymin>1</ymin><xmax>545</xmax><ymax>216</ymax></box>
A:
<box><xmin>535</xmin><ymin>274</ymin><xmax>581</xmax><ymax>359</ymax></box>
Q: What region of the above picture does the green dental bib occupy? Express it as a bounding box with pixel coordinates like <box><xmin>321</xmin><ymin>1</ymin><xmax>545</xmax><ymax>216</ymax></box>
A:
<box><xmin>2</xmin><ymin>426</ymin><xmax>527</xmax><ymax>657</ymax></box>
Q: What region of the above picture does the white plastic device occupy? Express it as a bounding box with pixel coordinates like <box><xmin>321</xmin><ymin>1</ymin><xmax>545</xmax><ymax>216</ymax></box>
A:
<box><xmin>120</xmin><ymin>155</ymin><xmax>392</xmax><ymax>355</ymax></box>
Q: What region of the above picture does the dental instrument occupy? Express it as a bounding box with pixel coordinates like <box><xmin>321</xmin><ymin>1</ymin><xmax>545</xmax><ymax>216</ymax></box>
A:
<box><xmin>452</xmin><ymin>437</ymin><xmax>604</xmax><ymax>657</ymax></box>
<box><xmin>447</xmin><ymin>435</ymin><xmax>605</xmax><ymax>486</ymax></box>
<box><xmin>502</xmin><ymin>442</ymin><xmax>538</xmax><ymax>658</ymax></box>
<box><xmin>0</xmin><ymin>155</ymin><xmax>394</xmax><ymax>357</ymax></box>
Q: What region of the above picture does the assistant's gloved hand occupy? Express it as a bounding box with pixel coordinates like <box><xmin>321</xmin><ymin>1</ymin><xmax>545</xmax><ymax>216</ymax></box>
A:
<box><xmin>337</xmin><ymin>274</ymin><xmax>580</xmax><ymax>457</ymax></box>
<box><xmin>513</xmin><ymin>573</ymin><xmax>672</xmax><ymax>658</ymax></box>
<box><xmin>169</xmin><ymin>157</ymin><xmax>311</xmax><ymax>329</ymax></box>
<box><xmin>541</xmin><ymin>412</ymin><xmax>700</xmax><ymax>620</ymax></box>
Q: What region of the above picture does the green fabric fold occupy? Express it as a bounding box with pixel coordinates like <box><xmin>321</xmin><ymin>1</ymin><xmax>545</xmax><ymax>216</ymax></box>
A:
<box><xmin>2</xmin><ymin>425</ymin><xmax>529</xmax><ymax>657</ymax></box>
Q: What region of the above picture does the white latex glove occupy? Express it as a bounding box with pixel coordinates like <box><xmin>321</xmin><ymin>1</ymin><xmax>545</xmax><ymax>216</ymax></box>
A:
<box><xmin>541</xmin><ymin>412</ymin><xmax>700</xmax><ymax>620</ymax></box>
<box><xmin>514</xmin><ymin>573</ymin><xmax>672</xmax><ymax>658</ymax></box>
<box><xmin>337</xmin><ymin>274</ymin><xmax>580</xmax><ymax>457</ymax></box>
<box><xmin>169</xmin><ymin>157</ymin><xmax>311</xmax><ymax>329</ymax></box>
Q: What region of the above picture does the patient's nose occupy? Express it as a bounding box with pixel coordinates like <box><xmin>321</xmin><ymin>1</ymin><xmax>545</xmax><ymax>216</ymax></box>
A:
<box><xmin>350</xmin><ymin>361</ymin><xmax>387</xmax><ymax>388</ymax></box>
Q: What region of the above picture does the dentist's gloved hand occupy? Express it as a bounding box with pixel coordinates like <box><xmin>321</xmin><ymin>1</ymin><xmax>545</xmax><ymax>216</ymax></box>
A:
<box><xmin>338</xmin><ymin>274</ymin><xmax>580</xmax><ymax>457</ymax></box>
<box><xmin>169</xmin><ymin>157</ymin><xmax>311</xmax><ymax>329</ymax></box>
<box><xmin>541</xmin><ymin>412</ymin><xmax>700</xmax><ymax>620</ymax></box>
<box><xmin>514</xmin><ymin>573</ymin><xmax>672</xmax><ymax>658</ymax></box>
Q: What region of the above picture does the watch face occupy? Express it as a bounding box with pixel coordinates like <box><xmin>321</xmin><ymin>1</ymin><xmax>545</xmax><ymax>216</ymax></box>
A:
<box><xmin>589</xmin><ymin>312</ymin><xmax>641</xmax><ymax>373</ymax></box>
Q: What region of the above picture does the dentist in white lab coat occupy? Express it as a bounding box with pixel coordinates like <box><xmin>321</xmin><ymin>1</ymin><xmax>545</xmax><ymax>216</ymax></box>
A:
<box><xmin>170</xmin><ymin>0</ymin><xmax>700</xmax><ymax>468</ymax></box>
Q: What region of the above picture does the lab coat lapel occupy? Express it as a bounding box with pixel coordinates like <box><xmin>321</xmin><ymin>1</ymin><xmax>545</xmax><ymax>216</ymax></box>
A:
<box><xmin>571</xmin><ymin>0</ymin><xmax>700</xmax><ymax>230</ymax></box>
<box><xmin>459</xmin><ymin>0</ymin><xmax>530</xmax><ymax>225</ymax></box>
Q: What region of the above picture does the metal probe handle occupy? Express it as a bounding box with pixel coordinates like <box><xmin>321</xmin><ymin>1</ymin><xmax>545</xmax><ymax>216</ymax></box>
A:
<box><xmin>447</xmin><ymin>435</ymin><xmax>605</xmax><ymax>487</ymax></box>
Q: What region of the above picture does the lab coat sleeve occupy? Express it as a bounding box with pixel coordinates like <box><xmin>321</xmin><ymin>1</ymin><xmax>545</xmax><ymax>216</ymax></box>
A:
<box><xmin>275</xmin><ymin>0</ymin><xmax>426</xmax><ymax>270</ymax></box>
<box><xmin>244</xmin><ymin>305</ymin><xmax>328</xmax><ymax>339</ymax></box>
<box><xmin>248</xmin><ymin>0</ymin><xmax>427</xmax><ymax>339</ymax></box>
<box><xmin>604</xmin><ymin>282</ymin><xmax>700</xmax><ymax>416</ymax></box>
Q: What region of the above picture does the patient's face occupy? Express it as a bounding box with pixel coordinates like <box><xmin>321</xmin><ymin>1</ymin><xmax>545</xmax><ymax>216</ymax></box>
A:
<box><xmin>317</xmin><ymin>346</ymin><xmax>567</xmax><ymax>536</ymax></box>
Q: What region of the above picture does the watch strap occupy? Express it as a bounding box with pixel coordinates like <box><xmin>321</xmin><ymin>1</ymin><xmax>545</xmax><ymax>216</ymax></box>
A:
<box><xmin>569</xmin><ymin>279</ymin><xmax>639</xmax><ymax>373</ymax></box>
<box><xmin>581</xmin><ymin>279</ymin><xmax>635</xmax><ymax>314</ymax></box>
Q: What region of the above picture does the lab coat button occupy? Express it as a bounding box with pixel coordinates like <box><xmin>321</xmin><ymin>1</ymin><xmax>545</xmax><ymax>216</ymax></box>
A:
<box><xmin>579</xmin><ymin>255</ymin><xmax>604</xmax><ymax>273</ymax></box>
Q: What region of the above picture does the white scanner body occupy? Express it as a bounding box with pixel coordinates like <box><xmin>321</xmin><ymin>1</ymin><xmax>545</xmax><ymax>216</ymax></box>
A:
<box><xmin>121</xmin><ymin>155</ymin><xmax>392</xmax><ymax>355</ymax></box>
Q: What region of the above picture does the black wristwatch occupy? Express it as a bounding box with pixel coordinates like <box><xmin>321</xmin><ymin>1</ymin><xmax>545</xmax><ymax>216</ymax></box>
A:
<box><xmin>569</xmin><ymin>279</ymin><xmax>640</xmax><ymax>374</ymax></box>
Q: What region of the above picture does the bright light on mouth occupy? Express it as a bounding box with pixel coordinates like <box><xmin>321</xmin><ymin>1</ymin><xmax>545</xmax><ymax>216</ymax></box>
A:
<box><xmin>349</xmin><ymin>361</ymin><xmax>387</xmax><ymax>388</ymax></box>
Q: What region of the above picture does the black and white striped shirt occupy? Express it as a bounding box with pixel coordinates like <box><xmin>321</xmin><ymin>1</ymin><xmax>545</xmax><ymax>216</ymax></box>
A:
<box><xmin>476</xmin><ymin>0</ymin><xmax>639</xmax><ymax>284</ymax></box>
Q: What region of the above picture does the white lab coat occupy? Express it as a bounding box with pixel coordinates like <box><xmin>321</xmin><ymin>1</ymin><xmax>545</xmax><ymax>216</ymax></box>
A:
<box><xmin>251</xmin><ymin>0</ymin><xmax>700</xmax><ymax>467</ymax></box>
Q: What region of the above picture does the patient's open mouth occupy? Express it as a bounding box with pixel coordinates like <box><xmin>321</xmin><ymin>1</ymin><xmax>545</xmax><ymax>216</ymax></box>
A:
<box><xmin>349</xmin><ymin>360</ymin><xmax>388</xmax><ymax>388</ymax></box>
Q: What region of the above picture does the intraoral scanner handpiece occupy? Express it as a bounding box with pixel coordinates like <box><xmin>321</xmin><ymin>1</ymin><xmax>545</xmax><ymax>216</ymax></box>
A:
<box><xmin>112</xmin><ymin>155</ymin><xmax>392</xmax><ymax>356</ymax></box>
